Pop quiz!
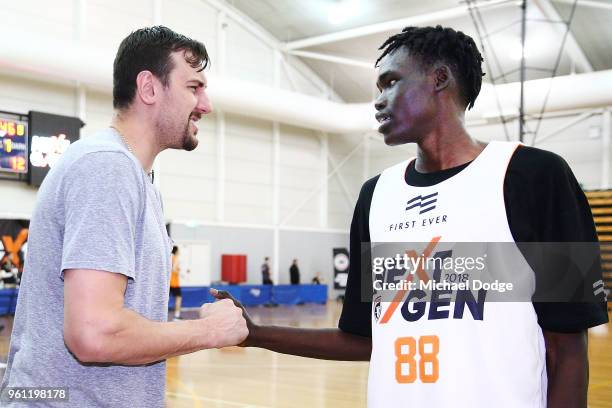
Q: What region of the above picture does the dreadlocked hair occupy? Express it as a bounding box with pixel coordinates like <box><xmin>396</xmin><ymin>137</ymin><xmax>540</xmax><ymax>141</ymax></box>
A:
<box><xmin>376</xmin><ymin>25</ymin><xmax>485</xmax><ymax>110</ymax></box>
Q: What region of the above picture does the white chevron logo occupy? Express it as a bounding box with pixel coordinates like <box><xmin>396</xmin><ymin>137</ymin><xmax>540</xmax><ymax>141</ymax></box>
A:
<box><xmin>593</xmin><ymin>280</ymin><xmax>608</xmax><ymax>301</ymax></box>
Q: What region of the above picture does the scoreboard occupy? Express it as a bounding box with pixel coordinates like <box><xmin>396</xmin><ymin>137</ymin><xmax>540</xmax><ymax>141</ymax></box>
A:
<box><xmin>0</xmin><ymin>110</ymin><xmax>82</xmax><ymax>185</ymax></box>
<box><xmin>0</xmin><ymin>117</ymin><xmax>28</xmax><ymax>174</ymax></box>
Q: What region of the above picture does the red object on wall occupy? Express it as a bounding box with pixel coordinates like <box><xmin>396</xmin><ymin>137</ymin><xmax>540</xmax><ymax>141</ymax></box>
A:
<box><xmin>221</xmin><ymin>254</ymin><xmax>247</xmax><ymax>283</ymax></box>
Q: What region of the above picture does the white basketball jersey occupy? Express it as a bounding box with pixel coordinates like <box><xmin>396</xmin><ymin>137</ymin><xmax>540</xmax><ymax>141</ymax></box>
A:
<box><xmin>368</xmin><ymin>142</ymin><xmax>547</xmax><ymax>408</ymax></box>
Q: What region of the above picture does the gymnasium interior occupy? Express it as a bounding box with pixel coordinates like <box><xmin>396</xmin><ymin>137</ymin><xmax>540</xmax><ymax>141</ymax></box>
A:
<box><xmin>0</xmin><ymin>0</ymin><xmax>610</xmax><ymax>406</ymax></box>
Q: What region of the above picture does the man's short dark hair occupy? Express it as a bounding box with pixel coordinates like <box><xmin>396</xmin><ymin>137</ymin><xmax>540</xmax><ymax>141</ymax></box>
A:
<box><xmin>376</xmin><ymin>25</ymin><xmax>485</xmax><ymax>110</ymax></box>
<box><xmin>113</xmin><ymin>26</ymin><xmax>210</xmax><ymax>110</ymax></box>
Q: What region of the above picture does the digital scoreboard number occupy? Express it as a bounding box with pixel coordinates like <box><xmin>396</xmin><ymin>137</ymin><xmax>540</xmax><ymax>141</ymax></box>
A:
<box><xmin>0</xmin><ymin>117</ymin><xmax>28</xmax><ymax>174</ymax></box>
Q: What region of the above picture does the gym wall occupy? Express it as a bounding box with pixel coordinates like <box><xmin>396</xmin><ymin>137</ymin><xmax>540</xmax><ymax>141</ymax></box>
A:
<box><xmin>170</xmin><ymin>222</ymin><xmax>348</xmax><ymax>293</ymax></box>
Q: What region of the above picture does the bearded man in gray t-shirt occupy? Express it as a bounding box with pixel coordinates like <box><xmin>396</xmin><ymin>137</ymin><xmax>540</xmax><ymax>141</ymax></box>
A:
<box><xmin>0</xmin><ymin>26</ymin><xmax>248</xmax><ymax>407</ymax></box>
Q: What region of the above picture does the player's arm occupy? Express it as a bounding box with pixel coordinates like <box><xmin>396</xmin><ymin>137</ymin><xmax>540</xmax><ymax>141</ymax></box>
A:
<box><xmin>538</xmin><ymin>158</ymin><xmax>609</xmax><ymax>407</ymax></box>
<box><xmin>543</xmin><ymin>330</ymin><xmax>588</xmax><ymax>408</ymax></box>
<box><xmin>211</xmin><ymin>289</ymin><xmax>371</xmax><ymax>361</ymax></box>
<box><xmin>248</xmin><ymin>326</ymin><xmax>371</xmax><ymax>361</ymax></box>
<box><xmin>510</xmin><ymin>149</ymin><xmax>608</xmax><ymax>406</ymax></box>
<box><xmin>63</xmin><ymin>269</ymin><xmax>247</xmax><ymax>365</ymax></box>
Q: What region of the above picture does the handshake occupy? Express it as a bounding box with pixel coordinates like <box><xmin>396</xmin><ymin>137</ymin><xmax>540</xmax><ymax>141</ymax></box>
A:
<box><xmin>197</xmin><ymin>288</ymin><xmax>253</xmax><ymax>348</ymax></box>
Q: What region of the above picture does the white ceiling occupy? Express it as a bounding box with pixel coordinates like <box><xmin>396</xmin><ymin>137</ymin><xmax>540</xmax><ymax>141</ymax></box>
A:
<box><xmin>227</xmin><ymin>0</ymin><xmax>612</xmax><ymax>103</ymax></box>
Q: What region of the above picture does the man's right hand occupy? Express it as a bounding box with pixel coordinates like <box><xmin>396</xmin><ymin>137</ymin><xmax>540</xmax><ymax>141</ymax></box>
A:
<box><xmin>199</xmin><ymin>298</ymin><xmax>248</xmax><ymax>348</ymax></box>
<box><xmin>209</xmin><ymin>289</ymin><xmax>257</xmax><ymax>346</ymax></box>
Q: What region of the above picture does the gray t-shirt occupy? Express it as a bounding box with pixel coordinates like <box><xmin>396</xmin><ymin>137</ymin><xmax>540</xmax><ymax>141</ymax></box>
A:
<box><xmin>0</xmin><ymin>128</ymin><xmax>172</xmax><ymax>407</ymax></box>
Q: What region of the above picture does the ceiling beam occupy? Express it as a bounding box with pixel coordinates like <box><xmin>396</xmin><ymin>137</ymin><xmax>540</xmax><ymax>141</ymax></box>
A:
<box><xmin>202</xmin><ymin>0</ymin><xmax>278</xmax><ymax>49</ymax></box>
<box><xmin>288</xmin><ymin>50</ymin><xmax>373</xmax><ymax>69</ymax></box>
<box><xmin>284</xmin><ymin>0</ymin><xmax>515</xmax><ymax>50</ymax></box>
<box><xmin>532</xmin><ymin>0</ymin><xmax>593</xmax><ymax>72</ymax></box>
<box><xmin>202</xmin><ymin>0</ymin><xmax>343</xmax><ymax>101</ymax></box>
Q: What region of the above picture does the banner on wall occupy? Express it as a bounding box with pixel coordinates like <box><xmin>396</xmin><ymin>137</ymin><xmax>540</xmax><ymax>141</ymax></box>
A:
<box><xmin>0</xmin><ymin>219</ymin><xmax>30</xmax><ymax>274</ymax></box>
<box><xmin>28</xmin><ymin>111</ymin><xmax>84</xmax><ymax>187</ymax></box>
<box><xmin>333</xmin><ymin>247</ymin><xmax>349</xmax><ymax>290</ymax></box>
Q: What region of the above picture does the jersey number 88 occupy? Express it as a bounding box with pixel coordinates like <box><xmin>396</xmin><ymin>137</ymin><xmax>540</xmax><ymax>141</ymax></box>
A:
<box><xmin>394</xmin><ymin>335</ymin><xmax>439</xmax><ymax>383</ymax></box>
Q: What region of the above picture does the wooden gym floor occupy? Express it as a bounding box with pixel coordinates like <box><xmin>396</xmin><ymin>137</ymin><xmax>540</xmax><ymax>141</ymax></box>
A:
<box><xmin>0</xmin><ymin>302</ymin><xmax>610</xmax><ymax>407</ymax></box>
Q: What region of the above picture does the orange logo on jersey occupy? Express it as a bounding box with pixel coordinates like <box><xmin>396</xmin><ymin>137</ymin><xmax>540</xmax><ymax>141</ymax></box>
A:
<box><xmin>378</xmin><ymin>236</ymin><xmax>441</xmax><ymax>324</ymax></box>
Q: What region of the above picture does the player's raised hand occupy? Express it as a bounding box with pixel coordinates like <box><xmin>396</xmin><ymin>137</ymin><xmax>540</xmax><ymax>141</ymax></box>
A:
<box><xmin>209</xmin><ymin>288</ymin><xmax>257</xmax><ymax>346</ymax></box>
<box><xmin>198</xmin><ymin>297</ymin><xmax>248</xmax><ymax>348</ymax></box>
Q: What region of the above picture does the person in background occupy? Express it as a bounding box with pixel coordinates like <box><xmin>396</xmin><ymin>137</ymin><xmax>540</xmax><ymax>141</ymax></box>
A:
<box><xmin>289</xmin><ymin>259</ymin><xmax>300</xmax><ymax>285</ymax></box>
<box><xmin>261</xmin><ymin>257</ymin><xmax>273</xmax><ymax>285</ymax></box>
<box><xmin>0</xmin><ymin>259</ymin><xmax>17</xmax><ymax>286</ymax></box>
<box><xmin>170</xmin><ymin>246</ymin><xmax>183</xmax><ymax>320</ymax></box>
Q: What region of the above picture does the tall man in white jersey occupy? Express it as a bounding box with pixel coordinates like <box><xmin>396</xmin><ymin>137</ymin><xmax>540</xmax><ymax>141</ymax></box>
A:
<box><xmin>213</xmin><ymin>25</ymin><xmax>608</xmax><ymax>407</ymax></box>
<box><xmin>1</xmin><ymin>26</ymin><xmax>248</xmax><ymax>407</ymax></box>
